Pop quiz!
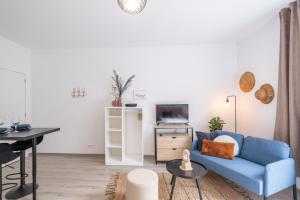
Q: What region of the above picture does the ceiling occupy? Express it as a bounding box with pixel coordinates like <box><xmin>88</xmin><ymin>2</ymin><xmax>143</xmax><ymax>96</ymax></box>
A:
<box><xmin>0</xmin><ymin>0</ymin><xmax>291</xmax><ymax>49</ymax></box>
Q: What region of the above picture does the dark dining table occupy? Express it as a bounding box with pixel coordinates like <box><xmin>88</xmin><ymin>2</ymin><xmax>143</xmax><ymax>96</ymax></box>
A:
<box><xmin>0</xmin><ymin>128</ymin><xmax>60</xmax><ymax>200</ymax></box>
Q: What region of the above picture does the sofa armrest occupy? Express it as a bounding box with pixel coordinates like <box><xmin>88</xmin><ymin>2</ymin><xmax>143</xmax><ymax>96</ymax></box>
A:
<box><xmin>191</xmin><ymin>140</ymin><xmax>199</xmax><ymax>150</ymax></box>
<box><xmin>264</xmin><ymin>158</ymin><xmax>296</xmax><ymax>197</ymax></box>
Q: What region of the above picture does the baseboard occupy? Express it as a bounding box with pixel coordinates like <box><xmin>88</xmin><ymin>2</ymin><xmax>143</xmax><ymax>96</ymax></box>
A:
<box><xmin>297</xmin><ymin>177</ymin><xmax>300</xmax><ymax>189</ymax></box>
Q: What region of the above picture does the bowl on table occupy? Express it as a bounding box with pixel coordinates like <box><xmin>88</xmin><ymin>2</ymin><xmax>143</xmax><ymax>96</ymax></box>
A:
<box><xmin>16</xmin><ymin>124</ymin><xmax>31</xmax><ymax>132</ymax></box>
<box><xmin>0</xmin><ymin>127</ymin><xmax>8</xmax><ymax>135</ymax></box>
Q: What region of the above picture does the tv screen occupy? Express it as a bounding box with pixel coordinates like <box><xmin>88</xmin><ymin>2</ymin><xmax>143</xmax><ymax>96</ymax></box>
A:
<box><xmin>156</xmin><ymin>104</ymin><xmax>189</xmax><ymax>125</ymax></box>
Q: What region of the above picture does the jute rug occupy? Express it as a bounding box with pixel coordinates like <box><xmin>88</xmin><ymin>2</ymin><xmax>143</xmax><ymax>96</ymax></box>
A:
<box><xmin>105</xmin><ymin>171</ymin><xmax>252</xmax><ymax>200</ymax></box>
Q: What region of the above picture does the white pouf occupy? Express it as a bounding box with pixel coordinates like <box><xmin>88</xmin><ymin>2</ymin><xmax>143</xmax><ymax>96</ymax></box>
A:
<box><xmin>126</xmin><ymin>169</ymin><xmax>158</xmax><ymax>200</ymax></box>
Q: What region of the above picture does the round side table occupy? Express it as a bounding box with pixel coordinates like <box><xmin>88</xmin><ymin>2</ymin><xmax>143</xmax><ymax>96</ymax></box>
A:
<box><xmin>166</xmin><ymin>159</ymin><xmax>207</xmax><ymax>200</ymax></box>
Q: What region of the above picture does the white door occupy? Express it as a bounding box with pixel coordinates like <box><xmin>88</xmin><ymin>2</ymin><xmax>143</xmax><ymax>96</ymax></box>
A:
<box><xmin>0</xmin><ymin>69</ymin><xmax>26</xmax><ymax>125</ymax></box>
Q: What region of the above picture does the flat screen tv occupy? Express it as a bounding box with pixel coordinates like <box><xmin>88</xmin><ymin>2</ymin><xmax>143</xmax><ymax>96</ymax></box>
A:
<box><xmin>156</xmin><ymin>104</ymin><xmax>189</xmax><ymax>125</ymax></box>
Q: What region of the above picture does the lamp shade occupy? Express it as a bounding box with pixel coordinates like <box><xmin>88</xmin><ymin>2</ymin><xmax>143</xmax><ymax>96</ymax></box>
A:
<box><xmin>118</xmin><ymin>0</ymin><xmax>147</xmax><ymax>14</ymax></box>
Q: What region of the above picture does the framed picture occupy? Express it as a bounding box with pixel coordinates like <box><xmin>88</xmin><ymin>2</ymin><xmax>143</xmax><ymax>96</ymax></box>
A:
<box><xmin>133</xmin><ymin>90</ymin><xmax>146</xmax><ymax>100</ymax></box>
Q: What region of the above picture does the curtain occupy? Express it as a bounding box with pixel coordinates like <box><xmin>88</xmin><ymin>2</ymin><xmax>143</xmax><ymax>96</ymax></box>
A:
<box><xmin>275</xmin><ymin>0</ymin><xmax>300</xmax><ymax>175</ymax></box>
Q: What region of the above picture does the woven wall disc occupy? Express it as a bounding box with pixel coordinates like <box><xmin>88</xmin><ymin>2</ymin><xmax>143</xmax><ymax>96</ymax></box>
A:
<box><xmin>255</xmin><ymin>84</ymin><xmax>274</xmax><ymax>104</ymax></box>
<box><xmin>239</xmin><ymin>72</ymin><xmax>255</xmax><ymax>92</ymax></box>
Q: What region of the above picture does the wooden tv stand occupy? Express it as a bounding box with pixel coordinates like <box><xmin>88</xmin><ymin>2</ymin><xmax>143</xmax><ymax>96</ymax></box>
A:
<box><xmin>154</xmin><ymin>124</ymin><xmax>193</xmax><ymax>164</ymax></box>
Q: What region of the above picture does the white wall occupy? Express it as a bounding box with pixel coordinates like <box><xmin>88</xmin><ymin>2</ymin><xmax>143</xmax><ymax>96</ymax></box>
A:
<box><xmin>0</xmin><ymin>35</ymin><xmax>31</xmax><ymax>122</ymax></box>
<box><xmin>31</xmin><ymin>45</ymin><xmax>237</xmax><ymax>155</ymax></box>
<box><xmin>236</xmin><ymin>16</ymin><xmax>280</xmax><ymax>139</ymax></box>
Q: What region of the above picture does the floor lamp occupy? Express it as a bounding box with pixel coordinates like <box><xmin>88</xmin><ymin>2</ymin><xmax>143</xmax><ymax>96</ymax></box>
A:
<box><xmin>226</xmin><ymin>95</ymin><xmax>237</xmax><ymax>133</ymax></box>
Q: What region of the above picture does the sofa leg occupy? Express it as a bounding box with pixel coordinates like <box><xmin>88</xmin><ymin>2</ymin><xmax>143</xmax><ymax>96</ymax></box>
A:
<box><xmin>293</xmin><ymin>184</ymin><xmax>298</xmax><ymax>200</ymax></box>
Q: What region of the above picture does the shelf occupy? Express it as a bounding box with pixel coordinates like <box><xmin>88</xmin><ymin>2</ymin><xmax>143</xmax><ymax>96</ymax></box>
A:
<box><xmin>125</xmin><ymin>155</ymin><xmax>143</xmax><ymax>166</ymax></box>
<box><xmin>105</xmin><ymin>107</ymin><xmax>143</xmax><ymax>166</ymax></box>
<box><xmin>107</xmin><ymin>144</ymin><xmax>122</xmax><ymax>148</ymax></box>
<box><xmin>107</xmin><ymin>155</ymin><xmax>122</xmax><ymax>163</ymax></box>
<box><xmin>154</xmin><ymin>124</ymin><xmax>193</xmax><ymax>129</ymax></box>
<box><xmin>107</xmin><ymin>116</ymin><xmax>122</xmax><ymax>119</ymax></box>
<box><xmin>106</xmin><ymin>129</ymin><xmax>122</xmax><ymax>132</ymax></box>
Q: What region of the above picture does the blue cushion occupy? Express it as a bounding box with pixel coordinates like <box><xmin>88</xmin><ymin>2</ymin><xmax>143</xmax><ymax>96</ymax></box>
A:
<box><xmin>240</xmin><ymin>136</ymin><xmax>291</xmax><ymax>166</ymax></box>
<box><xmin>195</xmin><ymin>131</ymin><xmax>218</xmax><ymax>150</ymax></box>
<box><xmin>214</xmin><ymin>130</ymin><xmax>244</xmax><ymax>155</ymax></box>
<box><xmin>190</xmin><ymin>150</ymin><xmax>265</xmax><ymax>195</ymax></box>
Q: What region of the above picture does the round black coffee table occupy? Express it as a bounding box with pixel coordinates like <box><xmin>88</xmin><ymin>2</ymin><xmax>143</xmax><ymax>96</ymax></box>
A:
<box><xmin>166</xmin><ymin>159</ymin><xmax>207</xmax><ymax>200</ymax></box>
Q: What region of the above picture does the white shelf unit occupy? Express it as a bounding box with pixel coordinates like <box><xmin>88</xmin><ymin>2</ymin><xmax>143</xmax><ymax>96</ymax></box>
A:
<box><xmin>105</xmin><ymin>107</ymin><xmax>143</xmax><ymax>166</ymax></box>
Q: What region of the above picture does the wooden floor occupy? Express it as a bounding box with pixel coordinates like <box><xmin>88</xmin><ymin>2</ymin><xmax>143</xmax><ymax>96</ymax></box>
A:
<box><xmin>2</xmin><ymin>154</ymin><xmax>299</xmax><ymax>200</ymax></box>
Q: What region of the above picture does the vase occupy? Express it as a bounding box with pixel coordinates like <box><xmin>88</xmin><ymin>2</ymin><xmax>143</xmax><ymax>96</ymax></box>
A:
<box><xmin>112</xmin><ymin>98</ymin><xmax>122</xmax><ymax>107</ymax></box>
<box><xmin>112</xmin><ymin>99</ymin><xmax>117</xmax><ymax>107</ymax></box>
<box><xmin>116</xmin><ymin>97</ymin><xmax>122</xmax><ymax>107</ymax></box>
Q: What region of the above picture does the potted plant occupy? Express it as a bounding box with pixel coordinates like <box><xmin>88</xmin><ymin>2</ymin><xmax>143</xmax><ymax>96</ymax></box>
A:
<box><xmin>111</xmin><ymin>70</ymin><xmax>135</xmax><ymax>107</ymax></box>
<box><xmin>208</xmin><ymin>117</ymin><xmax>225</xmax><ymax>133</ymax></box>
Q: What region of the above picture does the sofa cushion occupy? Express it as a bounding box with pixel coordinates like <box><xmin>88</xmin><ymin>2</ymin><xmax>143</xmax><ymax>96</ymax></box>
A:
<box><xmin>213</xmin><ymin>135</ymin><xmax>239</xmax><ymax>156</ymax></box>
<box><xmin>215</xmin><ymin>130</ymin><xmax>244</xmax><ymax>155</ymax></box>
<box><xmin>240</xmin><ymin>136</ymin><xmax>290</xmax><ymax>166</ymax></box>
<box><xmin>190</xmin><ymin>150</ymin><xmax>265</xmax><ymax>195</ymax></box>
<box><xmin>201</xmin><ymin>139</ymin><xmax>235</xmax><ymax>160</ymax></box>
<box><xmin>195</xmin><ymin>131</ymin><xmax>218</xmax><ymax>150</ymax></box>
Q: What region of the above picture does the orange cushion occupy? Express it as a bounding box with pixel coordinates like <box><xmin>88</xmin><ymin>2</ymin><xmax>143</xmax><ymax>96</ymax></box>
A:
<box><xmin>200</xmin><ymin>139</ymin><xmax>235</xmax><ymax>160</ymax></box>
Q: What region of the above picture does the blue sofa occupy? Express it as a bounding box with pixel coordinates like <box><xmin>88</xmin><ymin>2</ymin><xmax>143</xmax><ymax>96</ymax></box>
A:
<box><xmin>190</xmin><ymin>131</ymin><xmax>297</xmax><ymax>200</ymax></box>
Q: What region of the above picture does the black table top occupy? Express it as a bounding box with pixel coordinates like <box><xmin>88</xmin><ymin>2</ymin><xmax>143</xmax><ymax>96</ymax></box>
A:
<box><xmin>0</xmin><ymin>128</ymin><xmax>60</xmax><ymax>141</ymax></box>
<box><xmin>166</xmin><ymin>159</ymin><xmax>207</xmax><ymax>179</ymax></box>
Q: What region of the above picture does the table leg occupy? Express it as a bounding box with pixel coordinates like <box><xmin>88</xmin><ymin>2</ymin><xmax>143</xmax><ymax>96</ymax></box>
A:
<box><xmin>169</xmin><ymin>176</ymin><xmax>176</xmax><ymax>200</ymax></box>
<box><xmin>32</xmin><ymin>137</ymin><xmax>37</xmax><ymax>200</ymax></box>
<box><xmin>195</xmin><ymin>179</ymin><xmax>202</xmax><ymax>200</ymax></box>
<box><xmin>170</xmin><ymin>175</ymin><xmax>175</xmax><ymax>185</ymax></box>
<box><xmin>1</xmin><ymin>167</ymin><xmax>3</xmax><ymax>200</ymax></box>
<box><xmin>154</xmin><ymin>128</ymin><xmax>157</xmax><ymax>165</ymax></box>
<box><xmin>5</xmin><ymin>149</ymin><xmax>38</xmax><ymax>199</ymax></box>
<box><xmin>191</xmin><ymin>128</ymin><xmax>194</xmax><ymax>141</ymax></box>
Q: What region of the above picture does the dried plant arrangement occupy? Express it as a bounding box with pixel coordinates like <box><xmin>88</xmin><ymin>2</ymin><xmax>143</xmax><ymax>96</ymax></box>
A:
<box><xmin>111</xmin><ymin>70</ymin><xmax>135</xmax><ymax>107</ymax></box>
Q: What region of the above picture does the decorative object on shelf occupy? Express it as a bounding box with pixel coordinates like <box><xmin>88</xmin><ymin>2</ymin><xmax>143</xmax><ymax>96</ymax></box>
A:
<box><xmin>239</xmin><ymin>72</ymin><xmax>255</xmax><ymax>92</ymax></box>
<box><xmin>255</xmin><ymin>84</ymin><xmax>274</xmax><ymax>104</ymax></box>
<box><xmin>137</xmin><ymin>112</ymin><xmax>142</xmax><ymax>121</ymax></box>
<box><xmin>133</xmin><ymin>90</ymin><xmax>146</xmax><ymax>100</ymax></box>
<box><xmin>208</xmin><ymin>117</ymin><xmax>225</xmax><ymax>133</ymax></box>
<box><xmin>112</xmin><ymin>98</ymin><xmax>122</xmax><ymax>107</ymax></box>
<box><xmin>117</xmin><ymin>0</ymin><xmax>147</xmax><ymax>14</ymax></box>
<box><xmin>71</xmin><ymin>87</ymin><xmax>87</xmax><ymax>98</ymax></box>
<box><xmin>179</xmin><ymin>149</ymin><xmax>193</xmax><ymax>171</ymax></box>
<box><xmin>226</xmin><ymin>95</ymin><xmax>237</xmax><ymax>132</ymax></box>
<box><xmin>111</xmin><ymin>70</ymin><xmax>135</xmax><ymax>107</ymax></box>
<box><xmin>125</xmin><ymin>103</ymin><xmax>137</xmax><ymax>107</ymax></box>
